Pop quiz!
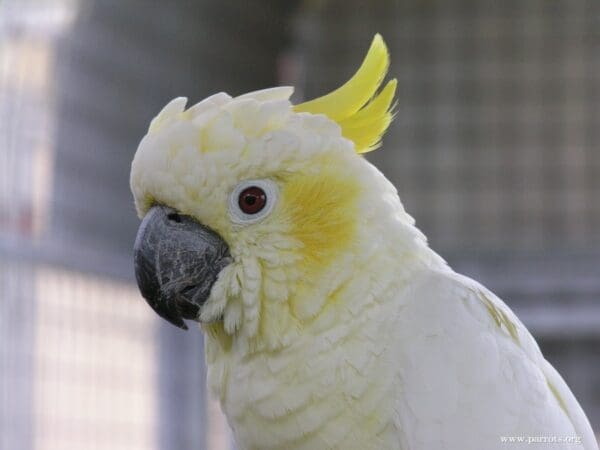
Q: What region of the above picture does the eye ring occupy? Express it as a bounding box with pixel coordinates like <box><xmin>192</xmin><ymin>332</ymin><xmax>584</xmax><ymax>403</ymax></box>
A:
<box><xmin>229</xmin><ymin>179</ymin><xmax>278</xmax><ymax>225</ymax></box>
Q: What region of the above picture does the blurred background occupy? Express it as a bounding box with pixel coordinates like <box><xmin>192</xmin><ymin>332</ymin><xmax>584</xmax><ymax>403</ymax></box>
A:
<box><xmin>1</xmin><ymin>0</ymin><xmax>599</xmax><ymax>449</ymax></box>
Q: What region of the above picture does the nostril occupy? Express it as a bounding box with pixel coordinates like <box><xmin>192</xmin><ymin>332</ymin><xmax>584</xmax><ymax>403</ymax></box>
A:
<box><xmin>180</xmin><ymin>284</ymin><xmax>197</xmax><ymax>295</ymax></box>
<box><xmin>167</xmin><ymin>212</ymin><xmax>182</xmax><ymax>223</ymax></box>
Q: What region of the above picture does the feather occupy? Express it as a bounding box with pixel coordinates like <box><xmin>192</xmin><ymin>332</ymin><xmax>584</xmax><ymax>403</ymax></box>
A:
<box><xmin>293</xmin><ymin>34</ymin><xmax>396</xmax><ymax>153</ymax></box>
<box><xmin>339</xmin><ymin>79</ymin><xmax>397</xmax><ymax>152</ymax></box>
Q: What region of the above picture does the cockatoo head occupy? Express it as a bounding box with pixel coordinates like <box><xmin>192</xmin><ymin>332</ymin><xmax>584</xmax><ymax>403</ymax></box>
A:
<box><xmin>131</xmin><ymin>35</ymin><xmax>405</xmax><ymax>351</ymax></box>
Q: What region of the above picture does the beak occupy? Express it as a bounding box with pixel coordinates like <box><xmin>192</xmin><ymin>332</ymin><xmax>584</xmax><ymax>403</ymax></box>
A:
<box><xmin>133</xmin><ymin>205</ymin><xmax>231</xmax><ymax>329</ymax></box>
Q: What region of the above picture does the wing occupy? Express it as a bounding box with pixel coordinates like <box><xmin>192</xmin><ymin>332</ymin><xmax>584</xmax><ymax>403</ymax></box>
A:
<box><xmin>393</xmin><ymin>268</ymin><xmax>598</xmax><ymax>450</ymax></box>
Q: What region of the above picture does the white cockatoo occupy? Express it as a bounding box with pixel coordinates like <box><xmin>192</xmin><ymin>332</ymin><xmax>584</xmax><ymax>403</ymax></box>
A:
<box><xmin>131</xmin><ymin>34</ymin><xmax>598</xmax><ymax>450</ymax></box>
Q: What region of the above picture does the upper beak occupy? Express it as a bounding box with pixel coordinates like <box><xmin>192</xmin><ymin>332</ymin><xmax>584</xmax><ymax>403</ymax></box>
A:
<box><xmin>133</xmin><ymin>205</ymin><xmax>231</xmax><ymax>329</ymax></box>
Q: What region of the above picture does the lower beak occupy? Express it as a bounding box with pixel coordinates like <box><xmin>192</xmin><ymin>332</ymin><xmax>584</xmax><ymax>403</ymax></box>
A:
<box><xmin>133</xmin><ymin>205</ymin><xmax>231</xmax><ymax>329</ymax></box>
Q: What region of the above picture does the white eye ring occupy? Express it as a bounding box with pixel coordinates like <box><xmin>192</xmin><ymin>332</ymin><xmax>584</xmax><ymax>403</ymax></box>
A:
<box><xmin>228</xmin><ymin>179</ymin><xmax>278</xmax><ymax>225</ymax></box>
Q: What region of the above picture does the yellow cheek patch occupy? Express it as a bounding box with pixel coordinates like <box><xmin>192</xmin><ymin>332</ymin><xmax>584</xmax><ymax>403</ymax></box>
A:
<box><xmin>280</xmin><ymin>163</ymin><xmax>361</xmax><ymax>275</ymax></box>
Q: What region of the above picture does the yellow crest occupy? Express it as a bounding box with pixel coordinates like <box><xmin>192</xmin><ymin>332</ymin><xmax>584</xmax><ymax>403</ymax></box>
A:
<box><xmin>293</xmin><ymin>34</ymin><xmax>397</xmax><ymax>153</ymax></box>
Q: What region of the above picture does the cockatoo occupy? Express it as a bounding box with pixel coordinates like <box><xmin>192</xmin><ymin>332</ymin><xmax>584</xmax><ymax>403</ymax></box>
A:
<box><xmin>131</xmin><ymin>34</ymin><xmax>598</xmax><ymax>450</ymax></box>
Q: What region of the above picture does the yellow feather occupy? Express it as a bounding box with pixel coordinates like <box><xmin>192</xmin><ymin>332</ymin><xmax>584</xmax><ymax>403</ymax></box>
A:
<box><xmin>339</xmin><ymin>79</ymin><xmax>397</xmax><ymax>152</ymax></box>
<box><xmin>339</xmin><ymin>79</ymin><xmax>397</xmax><ymax>128</ymax></box>
<box><xmin>281</xmin><ymin>157</ymin><xmax>359</xmax><ymax>274</ymax></box>
<box><xmin>293</xmin><ymin>34</ymin><xmax>396</xmax><ymax>153</ymax></box>
<box><xmin>342</xmin><ymin>114</ymin><xmax>392</xmax><ymax>153</ymax></box>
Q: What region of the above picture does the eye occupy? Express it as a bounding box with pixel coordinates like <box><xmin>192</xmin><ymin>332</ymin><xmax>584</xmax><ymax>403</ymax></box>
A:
<box><xmin>238</xmin><ymin>186</ymin><xmax>267</xmax><ymax>214</ymax></box>
<box><xmin>229</xmin><ymin>179</ymin><xmax>278</xmax><ymax>225</ymax></box>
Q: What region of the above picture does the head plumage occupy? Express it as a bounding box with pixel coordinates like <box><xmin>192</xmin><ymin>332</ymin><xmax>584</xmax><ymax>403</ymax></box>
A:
<box><xmin>293</xmin><ymin>34</ymin><xmax>397</xmax><ymax>153</ymax></box>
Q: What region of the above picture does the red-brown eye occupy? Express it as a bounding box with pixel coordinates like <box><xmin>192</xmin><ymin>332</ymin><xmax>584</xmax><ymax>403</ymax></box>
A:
<box><xmin>229</xmin><ymin>179</ymin><xmax>278</xmax><ymax>224</ymax></box>
<box><xmin>238</xmin><ymin>186</ymin><xmax>267</xmax><ymax>214</ymax></box>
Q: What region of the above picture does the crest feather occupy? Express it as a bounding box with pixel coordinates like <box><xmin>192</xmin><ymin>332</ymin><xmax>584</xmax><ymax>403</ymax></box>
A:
<box><xmin>293</xmin><ymin>34</ymin><xmax>396</xmax><ymax>153</ymax></box>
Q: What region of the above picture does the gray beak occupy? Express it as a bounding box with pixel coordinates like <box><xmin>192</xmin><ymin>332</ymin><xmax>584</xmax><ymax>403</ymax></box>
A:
<box><xmin>133</xmin><ymin>205</ymin><xmax>231</xmax><ymax>329</ymax></box>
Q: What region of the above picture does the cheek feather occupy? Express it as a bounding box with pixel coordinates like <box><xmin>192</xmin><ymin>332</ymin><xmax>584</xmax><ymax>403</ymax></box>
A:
<box><xmin>280</xmin><ymin>166</ymin><xmax>361</xmax><ymax>276</ymax></box>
